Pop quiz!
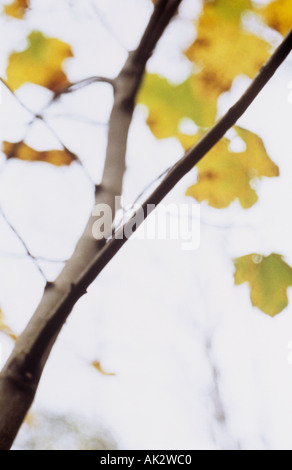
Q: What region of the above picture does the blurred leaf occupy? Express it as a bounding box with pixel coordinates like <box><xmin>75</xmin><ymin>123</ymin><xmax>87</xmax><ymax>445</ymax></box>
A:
<box><xmin>185</xmin><ymin>0</ymin><xmax>271</xmax><ymax>100</ymax></box>
<box><xmin>6</xmin><ymin>31</ymin><xmax>73</xmax><ymax>93</ymax></box>
<box><xmin>259</xmin><ymin>0</ymin><xmax>292</xmax><ymax>36</ymax></box>
<box><xmin>138</xmin><ymin>74</ymin><xmax>217</xmax><ymax>139</ymax></box>
<box><xmin>234</xmin><ymin>254</ymin><xmax>292</xmax><ymax>316</ymax></box>
<box><xmin>2</xmin><ymin>141</ymin><xmax>75</xmax><ymax>166</ymax></box>
<box><xmin>186</xmin><ymin>127</ymin><xmax>279</xmax><ymax>208</ymax></box>
<box><xmin>203</xmin><ymin>0</ymin><xmax>252</xmax><ymax>21</ymax></box>
<box><xmin>0</xmin><ymin>309</ymin><xmax>17</xmax><ymax>341</ymax></box>
<box><xmin>3</xmin><ymin>0</ymin><xmax>29</xmax><ymax>19</ymax></box>
<box><xmin>16</xmin><ymin>412</ymin><xmax>117</xmax><ymax>450</ymax></box>
<box><xmin>91</xmin><ymin>361</ymin><xmax>116</xmax><ymax>377</ymax></box>
<box><xmin>24</xmin><ymin>412</ymin><xmax>35</xmax><ymax>426</ymax></box>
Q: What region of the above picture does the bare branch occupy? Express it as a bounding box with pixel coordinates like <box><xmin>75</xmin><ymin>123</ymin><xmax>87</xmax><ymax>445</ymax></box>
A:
<box><xmin>0</xmin><ymin>250</ymin><xmax>67</xmax><ymax>264</ymax></box>
<box><xmin>205</xmin><ymin>335</ymin><xmax>241</xmax><ymax>450</ymax></box>
<box><xmin>89</xmin><ymin>1</ymin><xmax>129</xmax><ymax>52</ymax></box>
<box><xmin>37</xmin><ymin>115</ymin><xmax>97</xmax><ymax>187</ymax></box>
<box><xmin>46</xmin><ymin>113</ymin><xmax>109</xmax><ymax>127</ymax></box>
<box><xmin>51</xmin><ymin>76</ymin><xmax>115</xmax><ymax>102</ymax></box>
<box><xmin>1</xmin><ymin>75</ymin><xmax>114</xmax><ymax>116</ymax></box>
<box><xmin>0</xmin><ymin>206</ymin><xmax>47</xmax><ymax>281</ymax></box>
<box><xmin>0</xmin><ymin>78</ymin><xmax>33</xmax><ymax>115</ymax></box>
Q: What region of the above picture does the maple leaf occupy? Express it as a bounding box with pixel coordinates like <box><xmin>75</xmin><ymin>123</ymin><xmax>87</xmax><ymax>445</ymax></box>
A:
<box><xmin>2</xmin><ymin>141</ymin><xmax>75</xmax><ymax>166</ymax></box>
<box><xmin>185</xmin><ymin>0</ymin><xmax>271</xmax><ymax>100</ymax></box>
<box><xmin>259</xmin><ymin>0</ymin><xmax>292</xmax><ymax>37</ymax></box>
<box><xmin>234</xmin><ymin>254</ymin><xmax>292</xmax><ymax>316</ymax></box>
<box><xmin>0</xmin><ymin>309</ymin><xmax>18</xmax><ymax>341</ymax></box>
<box><xmin>6</xmin><ymin>31</ymin><xmax>73</xmax><ymax>93</ymax></box>
<box><xmin>91</xmin><ymin>361</ymin><xmax>116</xmax><ymax>377</ymax></box>
<box><xmin>186</xmin><ymin>127</ymin><xmax>279</xmax><ymax>209</ymax></box>
<box><xmin>138</xmin><ymin>73</ymin><xmax>217</xmax><ymax>140</ymax></box>
<box><xmin>3</xmin><ymin>0</ymin><xmax>29</xmax><ymax>19</ymax></box>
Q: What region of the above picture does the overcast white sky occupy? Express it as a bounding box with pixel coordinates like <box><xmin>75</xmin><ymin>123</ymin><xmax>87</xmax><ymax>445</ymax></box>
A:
<box><xmin>0</xmin><ymin>0</ymin><xmax>292</xmax><ymax>450</ymax></box>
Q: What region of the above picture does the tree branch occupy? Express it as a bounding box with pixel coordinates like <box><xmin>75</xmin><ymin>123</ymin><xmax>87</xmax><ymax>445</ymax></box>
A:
<box><xmin>0</xmin><ymin>78</ymin><xmax>32</xmax><ymax>115</ymax></box>
<box><xmin>0</xmin><ymin>0</ymin><xmax>183</xmax><ymax>450</ymax></box>
<box><xmin>90</xmin><ymin>0</ymin><xmax>129</xmax><ymax>52</ymax></box>
<box><xmin>51</xmin><ymin>76</ymin><xmax>115</xmax><ymax>102</ymax></box>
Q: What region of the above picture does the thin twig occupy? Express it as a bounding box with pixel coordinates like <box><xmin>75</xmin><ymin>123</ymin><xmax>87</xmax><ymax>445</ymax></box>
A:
<box><xmin>1</xmin><ymin>74</ymin><xmax>112</xmax><ymax>186</ymax></box>
<box><xmin>45</xmin><ymin>113</ymin><xmax>108</xmax><ymax>127</ymax></box>
<box><xmin>205</xmin><ymin>335</ymin><xmax>241</xmax><ymax>450</ymax></box>
<box><xmin>51</xmin><ymin>76</ymin><xmax>115</xmax><ymax>102</ymax></box>
<box><xmin>0</xmin><ymin>78</ymin><xmax>34</xmax><ymax>115</ymax></box>
<box><xmin>131</xmin><ymin>166</ymin><xmax>172</xmax><ymax>208</ymax></box>
<box><xmin>113</xmin><ymin>166</ymin><xmax>172</xmax><ymax>233</ymax></box>
<box><xmin>38</xmin><ymin>116</ymin><xmax>96</xmax><ymax>187</ymax></box>
<box><xmin>0</xmin><ymin>250</ymin><xmax>67</xmax><ymax>264</ymax></box>
<box><xmin>0</xmin><ymin>206</ymin><xmax>47</xmax><ymax>281</ymax></box>
<box><xmin>90</xmin><ymin>1</ymin><xmax>129</xmax><ymax>52</ymax></box>
<box><xmin>1</xmin><ymin>75</ymin><xmax>114</xmax><ymax>118</ymax></box>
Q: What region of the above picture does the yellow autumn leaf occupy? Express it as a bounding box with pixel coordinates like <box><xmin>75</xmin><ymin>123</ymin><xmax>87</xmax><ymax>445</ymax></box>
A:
<box><xmin>234</xmin><ymin>254</ymin><xmax>292</xmax><ymax>316</ymax></box>
<box><xmin>91</xmin><ymin>361</ymin><xmax>116</xmax><ymax>377</ymax></box>
<box><xmin>6</xmin><ymin>31</ymin><xmax>73</xmax><ymax>93</ymax></box>
<box><xmin>0</xmin><ymin>309</ymin><xmax>18</xmax><ymax>341</ymax></box>
<box><xmin>4</xmin><ymin>0</ymin><xmax>29</xmax><ymax>19</ymax></box>
<box><xmin>186</xmin><ymin>127</ymin><xmax>279</xmax><ymax>209</ymax></box>
<box><xmin>259</xmin><ymin>0</ymin><xmax>292</xmax><ymax>37</ymax></box>
<box><xmin>186</xmin><ymin>0</ymin><xmax>271</xmax><ymax>100</ymax></box>
<box><xmin>138</xmin><ymin>74</ymin><xmax>217</xmax><ymax>140</ymax></box>
<box><xmin>2</xmin><ymin>141</ymin><xmax>75</xmax><ymax>166</ymax></box>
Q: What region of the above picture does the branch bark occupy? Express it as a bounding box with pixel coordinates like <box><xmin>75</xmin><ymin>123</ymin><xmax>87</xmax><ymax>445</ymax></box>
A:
<box><xmin>0</xmin><ymin>0</ymin><xmax>183</xmax><ymax>450</ymax></box>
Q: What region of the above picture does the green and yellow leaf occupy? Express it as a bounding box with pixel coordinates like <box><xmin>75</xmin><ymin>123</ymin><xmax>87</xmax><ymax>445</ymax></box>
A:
<box><xmin>234</xmin><ymin>254</ymin><xmax>292</xmax><ymax>316</ymax></box>
<box><xmin>2</xmin><ymin>141</ymin><xmax>75</xmax><ymax>166</ymax></box>
<box><xmin>186</xmin><ymin>127</ymin><xmax>279</xmax><ymax>209</ymax></box>
<box><xmin>138</xmin><ymin>74</ymin><xmax>217</xmax><ymax>140</ymax></box>
<box><xmin>6</xmin><ymin>31</ymin><xmax>73</xmax><ymax>93</ymax></box>
<box><xmin>3</xmin><ymin>0</ymin><xmax>29</xmax><ymax>19</ymax></box>
<box><xmin>185</xmin><ymin>0</ymin><xmax>271</xmax><ymax>99</ymax></box>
